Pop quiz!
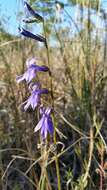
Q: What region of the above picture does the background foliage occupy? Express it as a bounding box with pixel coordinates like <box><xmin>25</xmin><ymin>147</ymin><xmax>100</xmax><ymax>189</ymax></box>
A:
<box><xmin>0</xmin><ymin>0</ymin><xmax>107</xmax><ymax>189</ymax></box>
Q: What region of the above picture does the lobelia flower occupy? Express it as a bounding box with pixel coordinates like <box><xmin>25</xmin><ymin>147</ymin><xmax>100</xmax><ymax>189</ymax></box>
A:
<box><xmin>19</xmin><ymin>27</ymin><xmax>46</xmax><ymax>43</ymax></box>
<box><xmin>24</xmin><ymin>1</ymin><xmax>44</xmax><ymax>22</ymax></box>
<box><xmin>34</xmin><ymin>107</ymin><xmax>54</xmax><ymax>139</ymax></box>
<box><xmin>23</xmin><ymin>83</ymin><xmax>49</xmax><ymax>111</ymax></box>
<box><xmin>16</xmin><ymin>58</ymin><xmax>49</xmax><ymax>83</ymax></box>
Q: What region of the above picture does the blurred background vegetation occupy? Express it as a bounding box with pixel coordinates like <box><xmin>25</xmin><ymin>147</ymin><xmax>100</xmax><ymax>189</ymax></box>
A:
<box><xmin>0</xmin><ymin>0</ymin><xmax>107</xmax><ymax>189</ymax></box>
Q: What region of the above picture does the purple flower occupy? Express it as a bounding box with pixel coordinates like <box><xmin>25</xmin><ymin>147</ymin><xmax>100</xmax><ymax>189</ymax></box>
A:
<box><xmin>19</xmin><ymin>27</ymin><xmax>46</xmax><ymax>43</ymax></box>
<box><xmin>16</xmin><ymin>58</ymin><xmax>49</xmax><ymax>83</ymax></box>
<box><xmin>23</xmin><ymin>84</ymin><xmax>49</xmax><ymax>111</ymax></box>
<box><xmin>24</xmin><ymin>1</ymin><xmax>43</xmax><ymax>22</ymax></box>
<box><xmin>34</xmin><ymin>107</ymin><xmax>54</xmax><ymax>139</ymax></box>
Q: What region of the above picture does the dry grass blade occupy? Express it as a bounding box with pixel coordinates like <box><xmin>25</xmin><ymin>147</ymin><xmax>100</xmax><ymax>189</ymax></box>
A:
<box><xmin>2</xmin><ymin>158</ymin><xmax>16</xmax><ymax>180</ymax></box>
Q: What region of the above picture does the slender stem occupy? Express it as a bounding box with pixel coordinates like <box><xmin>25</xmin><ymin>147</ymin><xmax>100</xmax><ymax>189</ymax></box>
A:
<box><xmin>43</xmin><ymin>21</ymin><xmax>54</xmax><ymax>107</ymax></box>
<box><xmin>83</xmin><ymin>127</ymin><xmax>94</xmax><ymax>184</ymax></box>
<box><xmin>43</xmin><ymin>20</ymin><xmax>61</xmax><ymax>190</ymax></box>
<box><xmin>53</xmin><ymin>118</ymin><xmax>61</xmax><ymax>190</ymax></box>
<box><xmin>100</xmin><ymin>145</ymin><xmax>104</xmax><ymax>190</ymax></box>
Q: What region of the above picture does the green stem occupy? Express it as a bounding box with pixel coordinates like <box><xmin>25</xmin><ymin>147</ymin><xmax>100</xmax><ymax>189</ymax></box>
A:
<box><xmin>43</xmin><ymin>20</ymin><xmax>61</xmax><ymax>190</ymax></box>
<box><xmin>43</xmin><ymin>21</ymin><xmax>54</xmax><ymax>107</ymax></box>
<box><xmin>54</xmin><ymin>120</ymin><xmax>61</xmax><ymax>190</ymax></box>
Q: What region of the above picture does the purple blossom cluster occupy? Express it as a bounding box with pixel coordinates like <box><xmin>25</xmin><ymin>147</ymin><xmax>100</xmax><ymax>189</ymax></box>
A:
<box><xmin>17</xmin><ymin>1</ymin><xmax>54</xmax><ymax>140</ymax></box>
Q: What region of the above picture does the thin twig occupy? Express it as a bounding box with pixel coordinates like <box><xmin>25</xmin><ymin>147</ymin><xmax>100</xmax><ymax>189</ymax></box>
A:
<box><xmin>2</xmin><ymin>158</ymin><xmax>16</xmax><ymax>180</ymax></box>
<box><xmin>12</xmin><ymin>155</ymin><xmax>35</xmax><ymax>161</ymax></box>
<box><xmin>83</xmin><ymin>127</ymin><xmax>94</xmax><ymax>184</ymax></box>
<box><xmin>0</xmin><ymin>39</ymin><xmax>23</xmax><ymax>48</ymax></box>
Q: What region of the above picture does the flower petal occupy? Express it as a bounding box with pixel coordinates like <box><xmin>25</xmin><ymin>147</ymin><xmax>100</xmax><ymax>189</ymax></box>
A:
<box><xmin>26</xmin><ymin>58</ymin><xmax>36</xmax><ymax>68</ymax></box>
<box><xmin>16</xmin><ymin>75</ymin><xmax>25</xmax><ymax>83</ymax></box>
<box><xmin>41</xmin><ymin>118</ymin><xmax>48</xmax><ymax>139</ymax></box>
<box><xmin>26</xmin><ymin>68</ymin><xmax>36</xmax><ymax>83</ymax></box>
<box><xmin>35</xmin><ymin>65</ymin><xmax>49</xmax><ymax>72</ymax></box>
<box><xmin>39</xmin><ymin>89</ymin><xmax>49</xmax><ymax>95</ymax></box>
<box><xmin>24</xmin><ymin>98</ymin><xmax>31</xmax><ymax>111</ymax></box>
<box><xmin>19</xmin><ymin>27</ymin><xmax>46</xmax><ymax>43</ymax></box>
<box><xmin>24</xmin><ymin>1</ymin><xmax>44</xmax><ymax>22</ymax></box>
<box><xmin>47</xmin><ymin>117</ymin><xmax>54</xmax><ymax>135</ymax></box>
<box><xmin>30</xmin><ymin>94</ymin><xmax>39</xmax><ymax>110</ymax></box>
<box><xmin>34</xmin><ymin>117</ymin><xmax>44</xmax><ymax>132</ymax></box>
<box><xmin>45</xmin><ymin>107</ymin><xmax>52</xmax><ymax>116</ymax></box>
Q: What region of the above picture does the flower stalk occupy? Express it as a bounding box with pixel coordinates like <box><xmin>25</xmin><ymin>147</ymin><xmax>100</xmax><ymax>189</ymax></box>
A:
<box><xmin>43</xmin><ymin>20</ymin><xmax>61</xmax><ymax>190</ymax></box>
<box><xmin>16</xmin><ymin>1</ymin><xmax>61</xmax><ymax>189</ymax></box>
